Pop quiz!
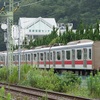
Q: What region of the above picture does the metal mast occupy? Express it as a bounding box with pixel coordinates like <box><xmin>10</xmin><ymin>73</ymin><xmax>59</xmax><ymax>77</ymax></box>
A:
<box><xmin>7</xmin><ymin>0</ymin><xmax>14</xmax><ymax>68</ymax></box>
<box><xmin>0</xmin><ymin>0</ymin><xmax>14</xmax><ymax>69</ymax></box>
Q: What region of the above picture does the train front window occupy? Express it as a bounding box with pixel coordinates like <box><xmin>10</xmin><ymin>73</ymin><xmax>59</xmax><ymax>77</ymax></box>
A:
<box><xmin>89</xmin><ymin>49</ymin><xmax>91</xmax><ymax>59</ymax></box>
<box><xmin>66</xmin><ymin>51</ymin><xmax>70</xmax><ymax>60</ymax></box>
<box><xmin>77</xmin><ymin>50</ymin><xmax>82</xmax><ymax>59</ymax></box>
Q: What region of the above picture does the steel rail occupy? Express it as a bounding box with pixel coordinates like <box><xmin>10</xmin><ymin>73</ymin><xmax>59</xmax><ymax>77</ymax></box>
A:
<box><xmin>0</xmin><ymin>82</ymin><xmax>92</xmax><ymax>100</ymax></box>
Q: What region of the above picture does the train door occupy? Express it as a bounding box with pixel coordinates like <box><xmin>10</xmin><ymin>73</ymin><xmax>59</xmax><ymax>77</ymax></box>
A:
<box><xmin>44</xmin><ymin>52</ymin><xmax>46</xmax><ymax>67</ymax></box>
<box><xmin>83</xmin><ymin>48</ymin><xmax>87</xmax><ymax>67</ymax></box>
<box><xmin>62</xmin><ymin>50</ymin><xmax>65</xmax><ymax>67</ymax></box>
<box><xmin>72</xmin><ymin>49</ymin><xmax>75</xmax><ymax>67</ymax></box>
<box><xmin>53</xmin><ymin>51</ymin><xmax>56</xmax><ymax>67</ymax></box>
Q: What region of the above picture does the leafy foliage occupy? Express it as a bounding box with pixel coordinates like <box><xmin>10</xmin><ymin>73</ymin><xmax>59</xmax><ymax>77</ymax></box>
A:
<box><xmin>13</xmin><ymin>0</ymin><xmax>100</xmax><ymax>27</ymax></box>
<box><xmin>0</xmin><ymin>87</ymin><xmax>12</xmax><ymax>100</ymax></box>
<box><xmin>0</xmin><ymin>0</ymin><xmax>100</xmax><ymax>50</ymax></box>
<box><xmin>0</xmin><ymin>65</ymin><xmax>100</xmax><ymax>99</ymax></box>
<box><xmin>22</xmin><ymin>21</ymin><xmax>100</xmax><ymax>49</ymax></box>
<box><xmin>87</xmin><ymin>72</ymin><xmax>100</xmax><ymax>98</ymax></box>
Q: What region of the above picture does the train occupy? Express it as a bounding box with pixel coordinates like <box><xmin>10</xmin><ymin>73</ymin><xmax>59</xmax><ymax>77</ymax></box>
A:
<box><xmin>0</xmin><ymin>39</ymin><xmax>100</xmax><ymax>75</ymax></box>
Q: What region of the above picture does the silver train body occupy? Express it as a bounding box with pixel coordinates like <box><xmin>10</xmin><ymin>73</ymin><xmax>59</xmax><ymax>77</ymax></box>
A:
<box><xmin>0</xmin><ymin>39</ymin><xmax>100</xmax><ymax>74</ymax></box>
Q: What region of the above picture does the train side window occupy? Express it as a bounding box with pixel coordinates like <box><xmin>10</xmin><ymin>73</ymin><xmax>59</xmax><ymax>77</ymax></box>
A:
<box><xmin>22</xmin><ymin>54</ymin><xmax>25</xmax><ymax>61</ymax></box>
<box><xmin>17</xmin><ymin>55</ymin><xmax>18</xmax><ymax>61</ymax></box>
<box><xmin>47</xmin><ymin>53</ymin><xmax>49</xmax><ymax>60</ymax></box>
<box><xmin>25</xmin><ymin>54</ymin><xmax>27</xmax><ymax>61</ymax></box>
<box><xmin>83</xmin><ymin>48</ymin><xmax>87</xmax><ymax>59</ymax></box>
<box><xmin>28</xmin><ymin>54</ymin><xmax>31</xmax><ymax>61</ymax></box>
<box><xmin>15</xmin><ymin>55</ymin><xmax>18</xmax><ymax>61</ymax></box>
<box><xmin>89</xmin><ymin>49</ymin><xmax>91</xmax><ymax>59</ymax></box>
<box><xmin>2</xmin><ymin>56</ymin><xmax>4</xmax><ymax>61</ymax></box>
<box><xmin>14</xmin><ymin>55</ymin><xmax>16</xmax><ymax>61</ymax></box>
<box><xmin>77</xmin><ymin>50</ymin><xmax>82</xmax><ymax>59</ymax></box>
<box><xmin>66</xmin><ymin>51</ymin><xmax>70</xmax><ymax>60</ymax></box>
<box><xmin>57</xmin><ymin>51</ymin><xmax>61</xmax><ymax>60</ymax></box>
<box><xmin>40</xmin><ymin>53</ymin><xmax>43</xmax><ymax>60</ymax></box>
<box><xmin>34</xmin><ymin>54</ymin><xmax>36</xmax><ymax>61</ymax></box>
<box><xmin>13</xmin><ymin>55</ymin><xmax>15</xmax><ymax>61</ymax></box>
<box><xmin>50</xmin><ymin>52</ymin><xmax>52</xmax><ymax>60</ymax></box>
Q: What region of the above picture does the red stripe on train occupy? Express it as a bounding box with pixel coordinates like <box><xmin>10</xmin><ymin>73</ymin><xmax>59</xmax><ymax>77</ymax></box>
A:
<box><xmin>39</xmin><ymin>60</ymin><xmax>92</xmax><ymax>65</ymax></box>
<box><xmin>9</xmin><ymin>60</ymin><xmax>92</xmax><ymax>65</ymax></box>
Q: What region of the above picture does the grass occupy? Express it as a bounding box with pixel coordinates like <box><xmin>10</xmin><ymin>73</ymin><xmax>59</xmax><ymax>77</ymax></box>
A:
<box><xmin>0</xmin><ymin>64</ymin><xmax>100</xmax><ymax>99</ymax></box>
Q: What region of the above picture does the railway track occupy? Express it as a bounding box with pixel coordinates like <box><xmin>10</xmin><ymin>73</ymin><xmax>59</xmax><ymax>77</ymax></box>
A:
<box><xmin>0</xmin><ymin>82</ymin><xmax>92</xmax><ymax>100</ymax></box>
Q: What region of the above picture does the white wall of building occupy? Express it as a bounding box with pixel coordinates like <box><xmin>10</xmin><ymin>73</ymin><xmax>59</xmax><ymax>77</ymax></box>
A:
<box><xmin>12</xmin><ymin>17</ymin><xmax>57</xmax><ymax>45</ymax></box>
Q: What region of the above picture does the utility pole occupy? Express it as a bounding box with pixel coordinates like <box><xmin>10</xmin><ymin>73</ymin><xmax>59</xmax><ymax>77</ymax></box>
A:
<box><xmin>0</xmin><ymin>0</ymin><xmax>14</xmax><ymax>74</ymax></box>
<box><xmin>0</xmin><ymin>0</ymin><xmax>44</xmax><ymax>81</ymax></box>
<box><xmin>7</xmin><ymin>0</ymin><xmax>14</xmax><ymax>68</ymax></box>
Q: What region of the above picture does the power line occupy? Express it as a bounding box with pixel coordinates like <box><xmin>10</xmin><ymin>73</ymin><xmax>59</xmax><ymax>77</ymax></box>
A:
<box><xmin>19</xmin><ymin>0</ymin><xmax>44</xmax><ymax>8</ymax></box>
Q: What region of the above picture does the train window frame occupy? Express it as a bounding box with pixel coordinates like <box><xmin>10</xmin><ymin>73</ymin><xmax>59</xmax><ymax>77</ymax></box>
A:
<box><xmin>88</xmin><ymin>48</ymin><xmax>92</xmax><ymax>60</ymax></box>
<box><xmin>66</xmin><ymin>50</ymin><xmax>71</xmax><ymax>60</ymax></box>
<box><xmin>13</xmin><ymin>55</ymin><xmax>15</xmax><ymax>61</ymax></box>
<box><xmin>83</xmin><ymin>48</ymin><xmax>87</xmax><ymax>59</ymax></box>
<box><xmin>16</xmin><ymin>54</ymin><xmax>18</xmax><ymax>61</ymax></box>
<box><xmin>46</xmin><ymin>52</ymin><xmax>49</xmax><ymax>60</ymax></box>
<box><xmin>56</xmin><ymin>51</ymin><xmax>61</xmax><ymax>60</ymax></box>
<box><xmin>27</xmin><ymin>53</ymin><xmax>31</xmax><ymax>61</ymax></box>
<box><xmin>21</xmin><ymin>54</ymin><xmax>25</xmax><ymax>61</ymax></box>
<box><xmin>1</xmin><ymin>56</ymin><xmax>3</xmax><ymax>61</ymax></box>
<box><xmin>50</xmin><ymin>52</ymin><xmax>53</xmax><ymax>60</ymax></box>
<box><xmin>14</xmin><ymin>54</ymin><xmax>16</xmax><ymax>61</ymax></box>
<box><xmin>3</xmin><ymin>55</ymin><xmax>5</xmax><ymax>62</ymax></box>
<box><xmin>76</xmin><ymin>49</ymin><xmax>82</xmax><ymax>60</ymax></box>
<box><xmin>40</xmin><ymin>53</ymin><xmax>44</xmax><ymax>61</ymax></box>
<box><xmin>34</xmin><ymin>53</ymin><xmax>37</xmax><ymax>61</ymax></box>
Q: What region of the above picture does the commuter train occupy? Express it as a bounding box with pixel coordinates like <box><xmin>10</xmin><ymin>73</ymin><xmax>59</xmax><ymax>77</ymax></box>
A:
<box><xmin>0</xmin><ymin>39</ymin><xmax>100</xmax><ymax>75</ymax></box>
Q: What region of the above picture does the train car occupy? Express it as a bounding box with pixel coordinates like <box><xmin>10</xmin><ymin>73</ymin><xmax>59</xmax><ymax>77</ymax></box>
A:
<box><xmin>0</xmin><ymin>39</ymin><xmax>100</xmax><ymax>75</ymax></box>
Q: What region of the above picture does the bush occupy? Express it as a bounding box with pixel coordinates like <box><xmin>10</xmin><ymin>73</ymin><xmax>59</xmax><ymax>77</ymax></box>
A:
<box><xmin>87</xmin><ymin>72</ymin><xmax>100</xmax><ymax>98</ymax></box>
<box><xmin>0</xmin><ymin>67</ymin><xmax>7</xmax><ymax>81</ymax></box>
<box><xmin>58</xmin><ymin>71</ymin><xmax>81</xmax><ymax>92</ymax></box>
<box><xmin>0</xmin><ymin>87</ymin><xmax>11</xmax><ymax>100</ymax></box>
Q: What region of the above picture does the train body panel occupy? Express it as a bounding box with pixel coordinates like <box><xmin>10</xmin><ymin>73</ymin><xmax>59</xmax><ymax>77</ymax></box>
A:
<box><xmin>0</xmin><ymin>39</ymin><xmax>100</xmax><ymax>72</ymax></box>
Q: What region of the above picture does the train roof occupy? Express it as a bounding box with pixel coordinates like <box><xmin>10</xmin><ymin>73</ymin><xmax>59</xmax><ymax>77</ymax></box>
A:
<box><xmin>31</xmin><ymin>40</ymin><xmax>94</xmax><ymax>52</ymax></box>
<box><xmin>50</xmin><ymin>41</ymin><xmax>93</xmax><ymax>50</ymax></box>
<box><xmin>0</xmin><ymin>39</ymin><xmax>94</xmax><ymax>54</ymax></box>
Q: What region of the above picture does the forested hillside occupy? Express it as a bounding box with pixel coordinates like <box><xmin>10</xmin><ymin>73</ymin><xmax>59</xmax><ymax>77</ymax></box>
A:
<box><xmin>0</xmin><ymin>0</ymin><xmax>100</xmax><ymax>50</ymax></box>
<box><xmin>0</xmin><ymin>0</ymin><xmax>100</xmax><ymax>27</ymax></box>
<box><xmin>14</xmin><ymin>0</ymin><xmax>100</xmax><ymax>27</ymax></box>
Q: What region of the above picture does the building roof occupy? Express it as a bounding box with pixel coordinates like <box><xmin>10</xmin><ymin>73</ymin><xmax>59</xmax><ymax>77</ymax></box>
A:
<box><xmin>18</xmin><ymin>17</ymin><xmax>57</xmax><ymax>29</ymax></box>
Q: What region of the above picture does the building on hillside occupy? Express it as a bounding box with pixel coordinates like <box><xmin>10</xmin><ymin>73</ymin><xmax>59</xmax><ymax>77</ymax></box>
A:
<box><xmin>57</xmin><ymin>23</ymin><xmax>75</xmax><ymax>34</ymax></box>
<box><xmin>12</xmin><ymin>17</ymin><xmax>57</xmax><ymax>45</ymax></box>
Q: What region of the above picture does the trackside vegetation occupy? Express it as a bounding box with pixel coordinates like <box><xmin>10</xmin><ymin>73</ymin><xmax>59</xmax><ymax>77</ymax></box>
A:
<box><xmin>0</xmin><ymin>65</ymin><xmax>100</xmax><ymax>99</ymax></box>
<box><xmin>0</xmin><ymin>87</ymin><xmax>11</xmax><ymax>100</ymax></box>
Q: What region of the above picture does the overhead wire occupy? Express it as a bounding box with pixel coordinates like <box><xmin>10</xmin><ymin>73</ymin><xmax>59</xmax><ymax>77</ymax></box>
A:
<box><xmin>0</xmin><ymin>0</ymin><xmax>43</xmax><ymax>11</ymax></box>
<box><xmin>19</xmin><ymin>0</ymin><xmax>44</xmax><ymax>8</ymax></box>
<box><xmin>13</xmin><ymin>0</ymin><xmax>44</xmax><ymax>13</ymax></box>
